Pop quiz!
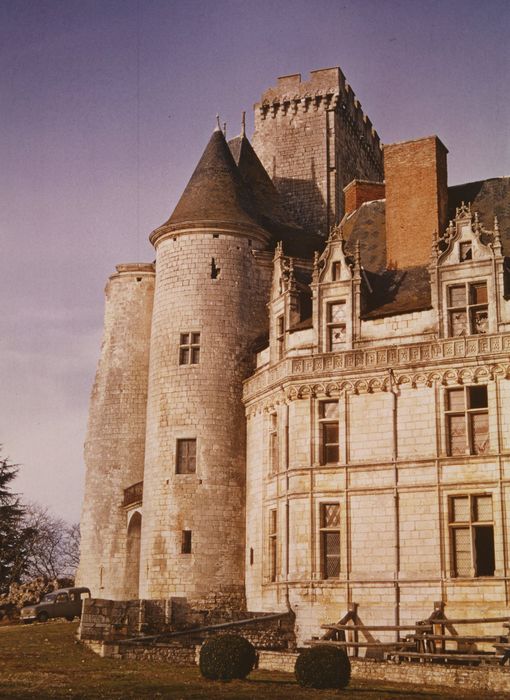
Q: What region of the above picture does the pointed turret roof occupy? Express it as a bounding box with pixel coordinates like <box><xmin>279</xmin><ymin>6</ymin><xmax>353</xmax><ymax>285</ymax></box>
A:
<box><xmin>150</xmin><ymin>128</ymin><xmax>267</xmax><ymax>244</ymax></box>
<box><xmin>229</xmin><ymin>133</ymin><xmax>322</xmax><ymax>257</ymax></box>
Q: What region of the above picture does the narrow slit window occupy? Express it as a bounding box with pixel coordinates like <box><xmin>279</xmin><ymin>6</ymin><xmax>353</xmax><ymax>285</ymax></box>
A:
<box><xmin>269</xmin><ymin>412</ymin><xmax>278</xmax><ymax>475</ymax></box>
<box><xmin>269</xmin><ymin>509</ymin><xmax>277</xmax><ymax>582</ymax></box>
<box><xmin>211</xmin><ymin>258</ymin><xmax>221</xmax><ymax>279</ymax></box>
<box><xmin>181</xmin><ymin>530</ymin><xmax>192</xmax><ymax>554</ymax></box>
<box><xmin>277</xmin><ymin>316</ymin><xmax>285</xmax><ymax>360</ymax></box>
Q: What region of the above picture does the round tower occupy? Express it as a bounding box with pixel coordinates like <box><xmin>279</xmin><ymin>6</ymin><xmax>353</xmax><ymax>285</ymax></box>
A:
<box><xmin>139</xmin><ymin>127</ymin><xmax>272</xmax><ymax>604</ymax></box>
<box><xmin>77</xmin><ymin>263</ymin><xmax>155</xmax><ymax>599</ymax></box>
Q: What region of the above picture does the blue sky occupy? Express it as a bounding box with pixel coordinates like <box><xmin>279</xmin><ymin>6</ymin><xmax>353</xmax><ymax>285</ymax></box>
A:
<box><xmin>1</xmin><ymin>0</ymin><xmax>509</xmax><ymax>521</ymax></box>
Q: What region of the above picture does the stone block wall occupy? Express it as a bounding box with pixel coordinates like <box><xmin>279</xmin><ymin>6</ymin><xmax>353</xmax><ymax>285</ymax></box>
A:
<box><xmin>76</xmin><ymin>263</ymin><xmax>155</xmax><ymax>599</ymax></box>
<box><xmin>252</xmin><ymin>68</ymin><xmax>383</xmax><ymax>235</ymax></box>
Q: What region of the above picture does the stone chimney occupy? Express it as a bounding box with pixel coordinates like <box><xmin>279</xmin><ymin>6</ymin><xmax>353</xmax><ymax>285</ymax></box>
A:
<box><xmin>384</xmin><ymin>136</ymin><xmax>448</xmax><ymax>268</ymax></box>
<box><xmin>343</xmin><ymin>179</ymin><xmax>385</xmax><ymax>216</ymax></box>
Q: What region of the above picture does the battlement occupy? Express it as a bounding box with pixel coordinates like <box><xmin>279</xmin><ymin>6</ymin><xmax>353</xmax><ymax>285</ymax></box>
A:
<box><xmin>255</xmin><ymin>67</ymin><xmax>381</xmax><ymax>152</ymax></box>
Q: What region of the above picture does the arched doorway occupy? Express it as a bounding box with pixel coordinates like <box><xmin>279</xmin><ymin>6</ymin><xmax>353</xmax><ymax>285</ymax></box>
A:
<box><xmin>125</xmin><ymin>511</ymin><xmax>142</xmax><ymax>599</ymax></box>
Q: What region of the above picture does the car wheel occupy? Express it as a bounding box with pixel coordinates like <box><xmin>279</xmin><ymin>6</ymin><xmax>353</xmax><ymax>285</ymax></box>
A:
<box><xmin>65</xmin><ymin>616</ymin><xmax>75</xmax><ymax>622</ymax></box>
<box><xmin>37</xmin><ymin>612</ymin><xmax>49</xmax><ymax>623</ymax></box>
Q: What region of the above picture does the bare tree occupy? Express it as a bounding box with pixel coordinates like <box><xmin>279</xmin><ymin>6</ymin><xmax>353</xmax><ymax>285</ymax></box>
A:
<box><xmin>22</xmin><ymin>503</ymin><xmax>80</xmax><ymax>580</ymax></box>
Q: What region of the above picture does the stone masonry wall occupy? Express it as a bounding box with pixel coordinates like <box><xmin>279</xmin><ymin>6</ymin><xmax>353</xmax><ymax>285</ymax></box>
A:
<box><xmin>252</xmin><ymin>68</ymin><xmax>383</xmax><ymax>235</ymax></box>
<box><xmin>140</xmin><ymin>230</ymin><xmax>271</xmax><ymax>600</ymax></box>
<box><xmin>76</xmin><ymin>264</ymin><xmax>155</xmax><ymax>599</ymax></box>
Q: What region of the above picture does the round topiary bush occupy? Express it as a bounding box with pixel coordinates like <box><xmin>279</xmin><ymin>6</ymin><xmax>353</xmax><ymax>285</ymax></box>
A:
<box><xmin>199</xmin><ymin>634</ymin><xmax>257</xmax><ymax>681</ymax></box>
<box><xmin>294</xmin><ymin>644</ymin><xmax>351</xmax><ymax>689</ymax></box>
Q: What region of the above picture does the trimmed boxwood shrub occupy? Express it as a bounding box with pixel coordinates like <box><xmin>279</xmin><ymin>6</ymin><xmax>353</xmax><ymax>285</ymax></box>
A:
<box><xmin>199</xmin><ymin>634</ymin><xmax>257</xmax><ymax>681</ymax></box>
<box><xmin>294</xmin><ymin>644</ymin><xmax>351</xmax><ymax>689</ymax></box>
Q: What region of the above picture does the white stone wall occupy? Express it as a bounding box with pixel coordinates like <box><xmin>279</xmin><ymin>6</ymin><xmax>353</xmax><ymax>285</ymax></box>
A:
<box><xmin>140</xmin><ymin>229</ymin><xmax>270</xmax><ymax>600</ymax></box>
<box><xmin>77</xmin><ymin>264</ymin><xmax>154</xmax><ymax>598</ymax></box>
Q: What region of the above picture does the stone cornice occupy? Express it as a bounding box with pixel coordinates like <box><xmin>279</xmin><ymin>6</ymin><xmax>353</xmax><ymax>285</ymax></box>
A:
<box><xmin>243</xmin><ymin>332</ymin><xmax>510</xmax><ymax>407</ymax></box>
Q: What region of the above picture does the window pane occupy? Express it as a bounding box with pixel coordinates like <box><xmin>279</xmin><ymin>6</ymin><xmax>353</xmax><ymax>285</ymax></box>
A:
<box><xmin>270</xmin><ymin>433</ymin><xmax>279</xmax><ymax>473</ymax></box>
<box><xmin>180</xmin><ymin>333</ymin><xmax>189</xmax><ymax>344</ymax></box>
<box><xmin>329</xmin><ymin>302</ymin><xmax>346</xmax><ymax>323</ymax></box>
<box><xmin>474</xmin><ymin>496</ymin><xmax>493</xmax><ymax>522</ymax></box>
<box><xmin>448</xmin><ymin>415</ymin><xmax>466</xmax><ymax>455</ymax></box>
<box><xmin>191</xmin><ymin>347</ymin><xmax>200</xmax><ymax>364</ymax></box>
<box><xmin>322</xmin><ymin>504</ymin><xmax>340</xmax><ymax>528</ymax></box>
<box><xmin>470</xmin><ymin>412</ymin><xmax>489</xmax><ymax>454</ymax></box>
<box><xmin>453</xmin><ymin>527</ymin><xmax>471</xmax><ymax>576</ymax></box>
<box><xmin>451</xmin><ymin>496</ymin><xmax>469</xmax><ymax>522</ymax></box>
<box><xmin>321</xmin><ymin>402</ymin><xmax>338</xmax><ymax>419</ymax></box>
<box><xmin>468</xmin><ymin>385</ymin><xmax>488</xmax><ymax>409</ymax></box>
<box><xmin>447</xmin><ymin>389</ymin><xmax>465</xmax><ymax>412</ymax></box>
<box><xmin>448</xmin><ymin>286</ymin><xmax>465</xmax><ymax>307</ymax></box>
<box><xmin>179</xmin><ymin>348</ymin><xmax>189</xmax><ymax>365</ymax></box>
<box><xmin>449</xmin><ymin>310</ymin><xmax>468</xmax><ymax>336</ymax></box>
<box><xmin>474</xmin><ymin>526</ymin><xmax>495</xmax><ymax>576</ymax></box>
<box><xmin>324</xmin><ymin>444</ymin><xmax>339</xmax><ymax>463</ymax></box>
<box><xmin>270</xmin><ymin>510</ymin><xmax>277</xmax><ymax>534</ymax></box>
<box><xmin>324</xmin><ymin>423</ymin><xmax>339</xmax><ymax>444</ymax></box>
<box><xmin>470</xmin><ymin>308</ymin><xmax>488</xmax><ymax>335</ymax></box>
<box><xmin>324</xmin><ymin>531</ymin><xmax>340</xmax><ymax>578</ymax></box>
<box><xmin>459</xmin><ymin>242</ymin><xmax>472</xmax><ymax>261</ymax></box>
<box><xmin>329</xmin><ymin>325</ymin><xmax>346</xmax><ymax>350</ymax></box>
<box><xmin>470</xmin><ymin>282</ymin><xmax>488</xmax><ymax>305</ymax></box>
<box><xmin>191</xmin><ymin>332</ymin><xmax>200</xmax><ymax>344</ymax></box>
<box><xmin>176</xmin><ymin>439</ymin><xmax>196</xmax><ymax>474</ymax></box>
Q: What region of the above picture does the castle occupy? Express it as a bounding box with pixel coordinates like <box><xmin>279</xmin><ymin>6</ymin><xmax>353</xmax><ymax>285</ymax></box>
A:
<box><xmin>77</xmin><ymin>67</ymin><xmax>510</xmax><ymax>642</ymax></box>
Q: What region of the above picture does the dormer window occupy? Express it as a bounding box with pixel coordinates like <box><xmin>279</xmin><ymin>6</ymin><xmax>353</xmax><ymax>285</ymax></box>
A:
<box><xmin>327</xmin><ymin>302</ymin><xmax>346</xmax><ymax>351</ymax></box>
<box><xmin>332</xmin><ymin>261</ymin><xmax>341</xmax><ymax>281</ymax></box>
<box><xmin>447</xmin><ymin>282</ymin><xmax>488</xmax><ymax>336</ymax></box>
<box><xmin>277</xmin><ymin>316</ymin><xmax>285</xmax><ymax>359</ymax></box>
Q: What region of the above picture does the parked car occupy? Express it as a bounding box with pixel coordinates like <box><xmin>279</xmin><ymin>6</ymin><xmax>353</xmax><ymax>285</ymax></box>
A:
<box><xmin>20</xmin><ymin>587</ymin><xmax>91</xmax><ymax>623</ymax></box>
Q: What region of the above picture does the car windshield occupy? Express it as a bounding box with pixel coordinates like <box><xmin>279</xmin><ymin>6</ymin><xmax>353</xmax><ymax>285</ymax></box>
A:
<box><xmin>42</xmin><ymin>593</ymin><xmax>56</xmax><ymax>602</ymax></box>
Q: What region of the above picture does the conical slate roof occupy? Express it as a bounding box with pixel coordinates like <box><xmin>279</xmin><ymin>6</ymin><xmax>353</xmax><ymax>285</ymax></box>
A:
<box><xmin>151</xmin><ymin>128</ymin><xmax>266</xmax><ymax>243</ymax></box>
<box><xmin>229</xmin><ymin>133</ymin><xmax>322</xmax><ymax>257</ymax></box>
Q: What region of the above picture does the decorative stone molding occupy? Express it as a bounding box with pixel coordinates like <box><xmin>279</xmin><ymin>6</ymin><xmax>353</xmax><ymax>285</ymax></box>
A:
<box><xmin>243</xmin><ymin>332</ymin><xmax>510</xmax><ymax>404</ymax></box>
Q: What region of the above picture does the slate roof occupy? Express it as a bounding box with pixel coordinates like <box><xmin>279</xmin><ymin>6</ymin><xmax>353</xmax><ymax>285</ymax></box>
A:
<box><xmin>151</xmin><ymin>129</ymin><xmax>266</xmax><ymax>240</ymax></box>
<box><xmin>152</xmin><ymin>127</ymin><xmax>323</xmax><ymax>258</ymax></box>
<box><xmin>342</xmin><ymin>177</ymin><xmax>510</xmax><ymax>318</ymax></box>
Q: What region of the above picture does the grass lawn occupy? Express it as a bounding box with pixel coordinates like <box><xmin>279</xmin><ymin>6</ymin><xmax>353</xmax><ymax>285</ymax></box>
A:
<box><xmin>0</xmin><ymin>621</ymin><xmax>508</xmax><ymax>699</ymax></box>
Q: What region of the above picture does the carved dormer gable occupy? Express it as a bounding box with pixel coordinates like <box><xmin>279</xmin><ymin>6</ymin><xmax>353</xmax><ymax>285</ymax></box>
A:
<box><xmin>438</xmin><ymin>202</ymin><xmax>494</xmax><ymax>267</ymax></box>
<box><xmin>318</xmin><ymin>223</ymin><xmax>353</xmax><ymax>284</ymax></box>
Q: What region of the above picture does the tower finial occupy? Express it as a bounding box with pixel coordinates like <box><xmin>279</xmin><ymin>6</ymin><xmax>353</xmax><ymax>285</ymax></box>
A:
<box><xmin>241</xmin><ymin>111</ymin><xmax>246</xmax><ymax>137</ymax></box>
<box><xmin>215</xmin><ymin>114</ymin><xmax>221</xmax><ymax>132</ymax></box>
<box><xmin>223</xmin><ymin>122</ymin><xmax>227</xmax><ymax>138</ymax></box>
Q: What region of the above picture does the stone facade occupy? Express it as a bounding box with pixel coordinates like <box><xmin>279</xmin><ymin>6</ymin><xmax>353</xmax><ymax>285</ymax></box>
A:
<box><xmin>77</xmin><ymin>67</ymin><xmax>510</xmax><ymax>649</ymax></box>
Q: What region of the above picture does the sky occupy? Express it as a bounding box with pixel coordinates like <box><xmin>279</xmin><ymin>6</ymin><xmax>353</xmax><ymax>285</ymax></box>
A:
<box><xmin>1</xmin><ymin>0</ymin><xmax>509</xmax><ymax>523</ymax></box>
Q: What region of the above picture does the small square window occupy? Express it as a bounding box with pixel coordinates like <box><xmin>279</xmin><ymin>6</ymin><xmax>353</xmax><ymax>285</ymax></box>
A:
<box><xmin>179</xmin><ymin>332</ymin><xmax>200</xmax><ymax>365</ymax></box>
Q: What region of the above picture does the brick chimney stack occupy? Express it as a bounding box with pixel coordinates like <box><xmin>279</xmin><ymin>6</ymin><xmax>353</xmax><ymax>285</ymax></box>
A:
<box><xmin>384</xmin><ymin>136</ymin><xmax>448</xmax><ymax>268</ymax></box>
<box><xmin>343</xmin><ymin>179</ymin><xmax>385</xmax><ymax>216</ymax></box>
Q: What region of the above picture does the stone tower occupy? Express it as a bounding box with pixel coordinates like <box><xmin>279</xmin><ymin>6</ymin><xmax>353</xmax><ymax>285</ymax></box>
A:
<box><xmin>76</xmin><ymin>263</ymin><xmax>155</xmax><ymax>598</ymax></box>
<box><xmin>252</xmin><ymin>67</ymin><xmax>384</xmax><ymax>235</ymax></box>
<box><xmin>138</xmin><ymin>127</ymin><xmax>274</xmax><ymax>601</ymax></box>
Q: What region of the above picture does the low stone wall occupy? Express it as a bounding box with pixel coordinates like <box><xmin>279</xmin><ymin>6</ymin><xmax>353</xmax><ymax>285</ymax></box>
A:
<box><xmin>256</xmin><ymin>651</ymin><xmax>510</xmax><ymax>694</ymax></box>
<box><xmin>79</xmin><ymin>596</ymin><xmax>295</xmax><ymax>650</ymax></box>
